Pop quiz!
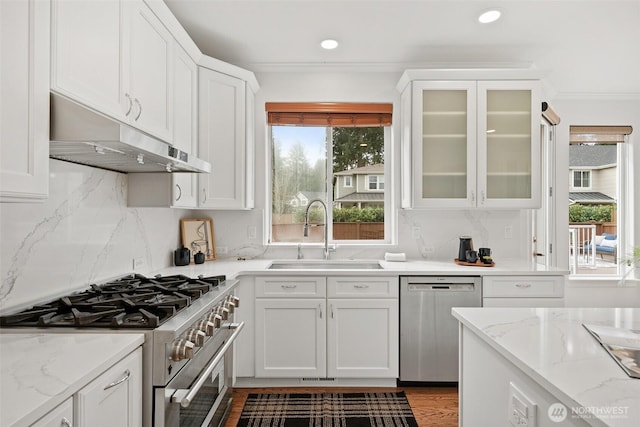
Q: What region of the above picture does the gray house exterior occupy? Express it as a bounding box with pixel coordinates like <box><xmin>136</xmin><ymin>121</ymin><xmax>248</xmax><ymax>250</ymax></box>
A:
<box><xmin>569</xmin><ymin>145</ymin><xmax>616</xmax><ymax>205</ymax></box>
<box><xmin>334</xmin><ymin>163</ymin><xmax>384</xmax><ymax>209</ymax></box>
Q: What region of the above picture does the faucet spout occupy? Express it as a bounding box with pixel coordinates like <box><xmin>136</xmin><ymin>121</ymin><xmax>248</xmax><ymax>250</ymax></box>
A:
<box><xmin>303</xmin><ymin>199</ymin><xmax>332</xmax><ymax>260</ymax></box>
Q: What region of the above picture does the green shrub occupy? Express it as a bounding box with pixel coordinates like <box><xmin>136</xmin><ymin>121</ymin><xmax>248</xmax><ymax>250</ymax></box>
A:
<box><xmin>569</xmin><ymin>204</ymin><xmax>615</xmax><ymax>223</ymax></box>
<box><xmin>293</xmin><ymin>206</ymin><xmax>384</xmax><ymax>223</ymax></box>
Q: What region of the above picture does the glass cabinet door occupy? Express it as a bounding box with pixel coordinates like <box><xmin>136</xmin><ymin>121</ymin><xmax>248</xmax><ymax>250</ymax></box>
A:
<box><xmin>477</xmin><ymin>81</ymin><xmax>541</xmax><ymax>208</ymax></box>
<box><xmin>412</xmin><ymin>81</ymin><xmax>476</xmax><ymax>208</ymax></box>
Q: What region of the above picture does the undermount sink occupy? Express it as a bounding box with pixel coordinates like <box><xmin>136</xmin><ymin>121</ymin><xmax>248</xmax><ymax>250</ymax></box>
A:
<box><xmin>268</xmin><ymin>260</ymin><xmax>383</xmax><ymax>270</ymax></box>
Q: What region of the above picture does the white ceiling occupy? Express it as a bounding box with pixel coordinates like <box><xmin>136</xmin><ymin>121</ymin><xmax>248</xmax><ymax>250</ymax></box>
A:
<box><xmin>164</xmin><ymin>0</ymin><xmax>640</xmax><ymax>96</ymax></box>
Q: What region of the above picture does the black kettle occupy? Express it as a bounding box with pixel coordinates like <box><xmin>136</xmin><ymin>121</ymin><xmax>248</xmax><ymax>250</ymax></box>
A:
<box><xmin>174</xmin><ymin>247</ymin><xmax>190</xmax><ymax>266</ymax></box>
<box><xmin>458</xmin><ymin>236</ymin><xmax>473</xmax><ymax>262</ymax></box>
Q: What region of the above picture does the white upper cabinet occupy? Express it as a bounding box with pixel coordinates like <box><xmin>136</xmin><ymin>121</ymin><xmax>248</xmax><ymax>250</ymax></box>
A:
<box><xmin>400</xmin><ymin>73</ymin><xmax>541</xmax><ymax>209</ymax></box>
<box><xmin>0</xmin><ymin>0</ymin><xmax>50</xmax><ymax>202</ymax></box>
<box><xmin>51</xmin><ymin>0</ymin><xmax>173</xmax><ymax>143</ymax></box>
<box><xmin>198</xmin><ymin>67</ymin><xmax>254</xmax><ymax>209</ymax></box>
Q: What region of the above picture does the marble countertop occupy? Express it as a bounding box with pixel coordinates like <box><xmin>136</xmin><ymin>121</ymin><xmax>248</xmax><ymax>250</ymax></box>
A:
<box><xmin>452</xmin><ymin>307</ymin><xmax>640</xmax><ymax>427</ymax></box>
<box><xmin>154</xmin><ymin>258</ymin><xmax>568</xmax><ymax>279</ymax></box>
<box><xmin>0</xmin><ymin>333</ymin><xmax>144</xmax><ymax>427</ymax></box>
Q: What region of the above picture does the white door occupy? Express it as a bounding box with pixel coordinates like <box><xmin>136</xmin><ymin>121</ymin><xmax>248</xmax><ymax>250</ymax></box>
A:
<box><xmin>75</xmin><ymin>348</ymin><xmax>142</xmax><ymax>427</ymax></box>
<box><xmin>124</xmin><ymin>0</ymin><xmax>173</xmax><ymax>142</ymax></box>
<box><xmin>327</xmin><ymin>299</ymin><xmax>398</xmax><ymax>378</ymax></box>
<box><xmin>50</xmin><ymin>0</ymin><xmax>124</xmax><ymax>121</ymax></box>
<box><xmin>1</xmin><ymin>0</ymin><xmax>49</xmax><ymax>202</ymax></box>
<box><xmin>172</xmin><ymin>43</ymin><xmax>198</xmax><ymax>207</ymax></box>
<box><xmin>198</xmin><ymin>68</ymin><xmax>247</xmax><ymax>209</ymax></box>
<box><xmin>255</xmin><ymin>299</ymin><xmax>326</xmax><ymax>378</ymax></box>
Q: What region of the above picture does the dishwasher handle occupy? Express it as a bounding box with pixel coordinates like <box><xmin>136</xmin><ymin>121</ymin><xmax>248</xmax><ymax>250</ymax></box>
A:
<box><xmin>407</xmin><ymin>283</ymin><xmax>476</xmax><ymax>291</ymax></box>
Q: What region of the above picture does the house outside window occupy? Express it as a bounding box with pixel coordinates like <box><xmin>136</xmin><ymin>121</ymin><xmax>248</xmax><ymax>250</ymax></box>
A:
<box><xmin>368</xmin><ymin>175</ymin><xmax>384</xmax><ymax>190</ymax></box>
<box><xmin>572</xmin><ymin>170</ymin><xmax>591</xmax><ymax>189</ymax></box>
<box><xmin>344</xmin><ymin>176</ymin><xmax>352</xmax><ymax>187</ymax></box>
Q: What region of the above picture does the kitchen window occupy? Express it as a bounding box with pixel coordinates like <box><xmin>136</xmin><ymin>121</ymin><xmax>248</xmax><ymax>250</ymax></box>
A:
<box><xmin>267</xmin><ymin>102</ymin><xmax>392</xmax><ymax>244</ymax></box>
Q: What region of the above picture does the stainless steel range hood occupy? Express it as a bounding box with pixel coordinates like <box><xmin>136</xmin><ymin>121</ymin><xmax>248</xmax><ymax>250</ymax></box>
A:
<box><xmin>49</xmin><ymin>94</ymin><xmax>211</xmax><ymax>174</ymax></box>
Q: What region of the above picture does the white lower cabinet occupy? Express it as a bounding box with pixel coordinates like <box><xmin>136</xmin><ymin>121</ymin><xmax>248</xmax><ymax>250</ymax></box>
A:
<box><xmin>254</xmin><ymin>276</ymin><xmax>398</xmax><ymax>380</ymax></box>
<box><xmin>31</xmin><ymin>397</ymin><xmax>73</xmax><ymax>427</ymax></box>
<box><xmin>482</xmin><ymin>275</ymin><xmax>565</xmax><ymax>307</ymax></box>
<box><xmin>75</xmin><ymin>347</ymin><xmax>142</xmax><ymax>427</ymax></box>
<box><xmin>255</xmin><ymin>298</ymin><xmax>326</xmax><ymax>378</ymax></box>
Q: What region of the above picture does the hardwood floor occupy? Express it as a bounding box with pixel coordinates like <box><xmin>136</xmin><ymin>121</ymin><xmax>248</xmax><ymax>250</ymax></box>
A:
<box><xmin>225</xmin><ymin>386</ymin><xmax>458</xmax><ymax>426</ymax></box>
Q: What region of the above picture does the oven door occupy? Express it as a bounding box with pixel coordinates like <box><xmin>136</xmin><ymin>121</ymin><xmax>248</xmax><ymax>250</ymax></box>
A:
<box><xmin>159</xmin><ymin>322</ymin><xmax>244</xmax><ymax>427</ymax></box>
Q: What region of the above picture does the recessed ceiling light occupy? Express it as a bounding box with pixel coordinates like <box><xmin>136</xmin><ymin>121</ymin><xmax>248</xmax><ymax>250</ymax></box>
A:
<box><xmin>478</xmin><ymin>9</ymin><xmax>501</xmax><ymax>24</ymax></box>
<box><xmin>321</xmin><ymin>39</ymin><xmax>339</xmax><ymax>50</ymax></box>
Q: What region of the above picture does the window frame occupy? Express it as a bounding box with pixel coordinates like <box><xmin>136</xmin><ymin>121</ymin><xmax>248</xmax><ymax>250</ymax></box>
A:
<box><xmin>266</xmin><ymin>125</ymin><xmax>394</xmax><ymax>247</ymax></box>
<box><xmin>343</xmin><ymin>175</ymin><xmax>352</xmax><ymax>188</ymax></box>
<box><xmin>572</xmin><ymin>169</ymin><xmax>591</xmax><ymax>189</ymax></box>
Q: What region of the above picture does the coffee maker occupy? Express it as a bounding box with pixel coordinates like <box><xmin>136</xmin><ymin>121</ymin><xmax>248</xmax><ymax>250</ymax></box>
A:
<box><xmin>458</xmin><ymin>236</ymin><xmax>474</xmax><ymax>262</ymax></box>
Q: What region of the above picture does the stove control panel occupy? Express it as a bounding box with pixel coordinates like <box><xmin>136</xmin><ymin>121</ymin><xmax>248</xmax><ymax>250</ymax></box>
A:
<box><xmin>169</xmin><ymin>294</ymin><xmax>240</xmax><ymax>361</ymax></box>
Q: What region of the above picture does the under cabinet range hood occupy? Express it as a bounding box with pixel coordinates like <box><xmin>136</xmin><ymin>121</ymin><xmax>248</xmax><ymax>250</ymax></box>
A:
<box><xmin>49</xmin><ymin>94</ymin><xmax>211</xmax><ymax>174</ymax></box>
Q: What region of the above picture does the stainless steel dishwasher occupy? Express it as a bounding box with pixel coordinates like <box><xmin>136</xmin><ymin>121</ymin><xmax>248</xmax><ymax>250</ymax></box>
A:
<box><xmin>399</xmin><ymin>276</ymin><xmax>481</xmax><ymax>383</ymax></box>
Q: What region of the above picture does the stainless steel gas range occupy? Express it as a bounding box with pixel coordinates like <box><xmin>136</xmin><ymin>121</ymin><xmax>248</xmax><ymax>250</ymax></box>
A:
<box><xmin>0</xmin><ymin>273</ymin><xmax>243</xmax><ymax>427</ymax></box>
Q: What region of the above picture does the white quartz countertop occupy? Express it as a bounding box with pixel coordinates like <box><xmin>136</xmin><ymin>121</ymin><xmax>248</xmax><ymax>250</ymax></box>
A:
<box><xmin>452</xmin><ymin>307</ymin><xmax>640</xmax><ymax>427</ymax></box>
<box><xmin>154</xmin><ymin>258</ymin><xmax>568</xmax><ymax>279</ymax></box>
<box><xmin>0</xmin><ymin>333</ymin><xmax>144</xmax><ymax>427</ymax></box>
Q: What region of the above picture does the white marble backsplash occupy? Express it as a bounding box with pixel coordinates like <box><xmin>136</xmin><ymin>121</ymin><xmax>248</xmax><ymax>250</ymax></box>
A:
<box><xmin>0</xmin><ymin>160</ymin><xmax>188</xmax><ymax>314</ymax></box>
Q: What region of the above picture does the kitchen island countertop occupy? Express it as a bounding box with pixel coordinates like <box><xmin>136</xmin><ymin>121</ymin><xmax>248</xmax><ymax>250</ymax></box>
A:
<box><xmin>0</xmin><ymin>333</ymin><xmax>144</xmax><ymax>427</ymax></box>
<box><xmin>154</xmin><ymin>258</ymin><xmax>568</xmax><ymax>279</ymax></box>
<box><xmin>453</xmin><ymin>307</ymin><xmax>640</xmax><ymax>426</ymax></box>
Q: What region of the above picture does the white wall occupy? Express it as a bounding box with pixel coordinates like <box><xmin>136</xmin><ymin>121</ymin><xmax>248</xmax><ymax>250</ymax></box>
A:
<box><xmin>0</xmin><ymin>160</ymin><xmax>191</xmax><ymax>313</ymax></box>
<box><xmin>205</xmin><ymin>70</ymin><xmax>532</xmax><ymax>262</ymax></box>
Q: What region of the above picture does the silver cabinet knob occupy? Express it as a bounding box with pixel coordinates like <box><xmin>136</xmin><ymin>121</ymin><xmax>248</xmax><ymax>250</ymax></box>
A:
<box><xmin>171</xmin><ymin>339</ymin><xmax>195</xmax><ymax>361</ymax></box>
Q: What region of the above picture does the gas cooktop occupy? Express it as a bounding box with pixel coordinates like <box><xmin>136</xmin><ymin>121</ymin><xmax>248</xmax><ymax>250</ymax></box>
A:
<box><xmin>0</xmin><ymin>274</ymin><xmax>226</xmax><ymax>329</ymax></box>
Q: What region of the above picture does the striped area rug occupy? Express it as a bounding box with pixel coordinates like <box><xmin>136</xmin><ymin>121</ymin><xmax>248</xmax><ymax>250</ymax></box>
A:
<box><xmin>236</xmin><ymin>391</ymin><xmax>419</xmax><ymax>427</ymax></box>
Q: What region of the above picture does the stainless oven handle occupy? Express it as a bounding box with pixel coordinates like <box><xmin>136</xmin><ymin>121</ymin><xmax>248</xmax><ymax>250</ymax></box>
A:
<box><xmin>171</xmin><ymin>321</ymin><xmax>244</xmax><ymax>408</ymax></box>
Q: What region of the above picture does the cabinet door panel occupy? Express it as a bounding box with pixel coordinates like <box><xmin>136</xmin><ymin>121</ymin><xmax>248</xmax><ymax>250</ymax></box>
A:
<box><xmin>1</xmin><ymin>0</ymin><xmax>49</xmax><ymax>202</ymax></box>
<box><xmin>412</xmin><ymin>81</ymin><xmax>476</xmax><ymax>208</ymax></box>
<box><xmin>75</xmin><ymin>348</ymin><xmax>142</xmax><ymax>427</ymax></box>
<box><xmin>255</xmin><ymin>299</ymin><xmax>326</xmax><ymax>378</ymax></box>
<box><xmin>198</xmin><ymin>68</ymin><xmax>246</xmax><ymax>209</ymax></box>
<box><xmin>125</xmin><ymin>1</ymin><xmax>172</xmax><ymax>142</ymax></box>
<box><xmin>51</xmin><ymin>0</ymin><xmax>123</xmax><ymax>120</ymax></box>
<box><xmin>32</xmin><ymin>397</ymin><xmax>73</xmax><ymax>427</ymax></box>
<box><xmin>477</xmin><ymin>80</ymin><xmax>541</xmax><ymax>208</ymax></box>
<box><xmin>327</xmin><ymin>299</ymin><xmax>398</xmax><ymax>378</ymax></box>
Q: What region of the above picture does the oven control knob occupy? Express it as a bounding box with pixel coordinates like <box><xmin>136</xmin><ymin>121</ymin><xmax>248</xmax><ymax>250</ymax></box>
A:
<box><xmin>223</xmin><ymin>300</ymin><xmax>235</xmax><ymax>313</ymax></box>
<box><xmin>194</xmin><ymin>319</ymin><xmax>215</xmax><ymax>336</ymax></box>
<box><xmin>170</xmin><ymin>339</ymin><xmax>195</xmax><ymax>361</ymax></box>
<box><xmin>227</xmin><ymin>295</ymin><xmax>240</xmax><ymax>308</ymax></box>
<box><xmin>185</xmin><ymin>329</ymin><xmax>206</xmax><ymax>346</ymax></box>
<box><xmin>206</xmin><ymin>312</ymin><xmax>223</xmax><ymax>328</ymax></box>
<box><xmin>214</xmin><ymin>306</ymin><xmax>229</xmax><ymax>320</ymax></box>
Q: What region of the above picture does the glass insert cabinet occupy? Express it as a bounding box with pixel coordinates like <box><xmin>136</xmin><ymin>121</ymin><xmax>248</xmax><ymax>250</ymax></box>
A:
<box><xmin>401</xmin><ymin>79</ymin><xmax>541</xmax><ymax>209</ymax></box>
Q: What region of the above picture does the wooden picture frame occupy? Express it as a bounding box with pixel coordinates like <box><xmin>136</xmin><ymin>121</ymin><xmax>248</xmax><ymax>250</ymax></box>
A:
<box><xmin>180</xmin><ymin>218</ymin><xmax>216</xmax><ymax>262</ymax></box>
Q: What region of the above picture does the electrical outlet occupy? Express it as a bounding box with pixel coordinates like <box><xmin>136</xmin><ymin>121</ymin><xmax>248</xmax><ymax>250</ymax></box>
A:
<box><xmin>132</xmin><ymin>257</ymin><xmax>144</xmax><ymax>271</ymax></box>
<box><xmin>421</xmin><ymin>247</ymin><xmax>434</xmax><ymax>257</ymax></box>
<box><xmin>504</xmin><ymin>226</ymin><xmax>513</xmax><ymax>239</ymax></box>
<box><xmin>217</xmin><ymin>246</ymin><xmax>228</xmax><ymax>255</ymax></box>
<box><xmin>412</xmin><ymin>226</ymin><xmax>421</xmax><ymax>239</ymax></box>
<box><xmin>508</xmin><ymin>382</ymin><xmax>536</xmax><ymax>427</ymax></box>
<box><xmin>248</xmin><ymin>226</ymin><xmax>257</xmax><ymax>240</ymax></box>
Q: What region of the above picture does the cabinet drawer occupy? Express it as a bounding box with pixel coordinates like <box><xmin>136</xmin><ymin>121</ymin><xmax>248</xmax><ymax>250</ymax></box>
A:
<box><xmin>483</xmin><ymin>297</ymin><xmax>564</xmax><ymax>308</ymax></box>
<box><xmin>327</xmin><ymin>277</ymin><xmax>398</xmax><ymax>298</ymax></box>
<box><xmin>255</xmin><ymin>276</ymin><xmax>326</xmax><ymax>298</ymax></box>
<box><xmin>483</xmin><ymin>276</ymin><xmax>564</xmax><ymax>298</ymax></box>
<box><xmin>32</xmin><ymin>397</ymin><xmax>73</xmax><ymax>427</ymax></box>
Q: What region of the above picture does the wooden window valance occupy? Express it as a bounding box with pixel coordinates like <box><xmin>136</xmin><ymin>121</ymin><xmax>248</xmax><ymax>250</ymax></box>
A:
<box><xmin>266</xmin><ymin>102</ymin><xmax>392</xmax><ymax>127</ymax></box>
<box><xmin>570</xmin><ymin>125</ymin><xmax>633</xmax><ymax>144</ymax></box>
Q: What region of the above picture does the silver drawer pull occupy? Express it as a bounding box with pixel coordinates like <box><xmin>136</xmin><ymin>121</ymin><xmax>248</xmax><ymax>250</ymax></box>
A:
<box><xmin>104</xmin><ymin>369</ymin><xmax>131</xmax><ymax>390</ymax></box>
<box><xmin>61</xmin><ymin>417</ymin><xmax>73</xmax><ymax>427</ymax></box>
<box><xmin>353</xmin><ymin>284</ymin><xmax>369</xmax><ymax>289</ymax></box>
<box><xmin>515</xmin><ymin>283</ymin><xmax>532</xmax><ymax>288</ymax></box>
<box><xmin>281</xmin><ymin>284</ymin><xmax>297</xmax><ymax>289</ymax></box>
